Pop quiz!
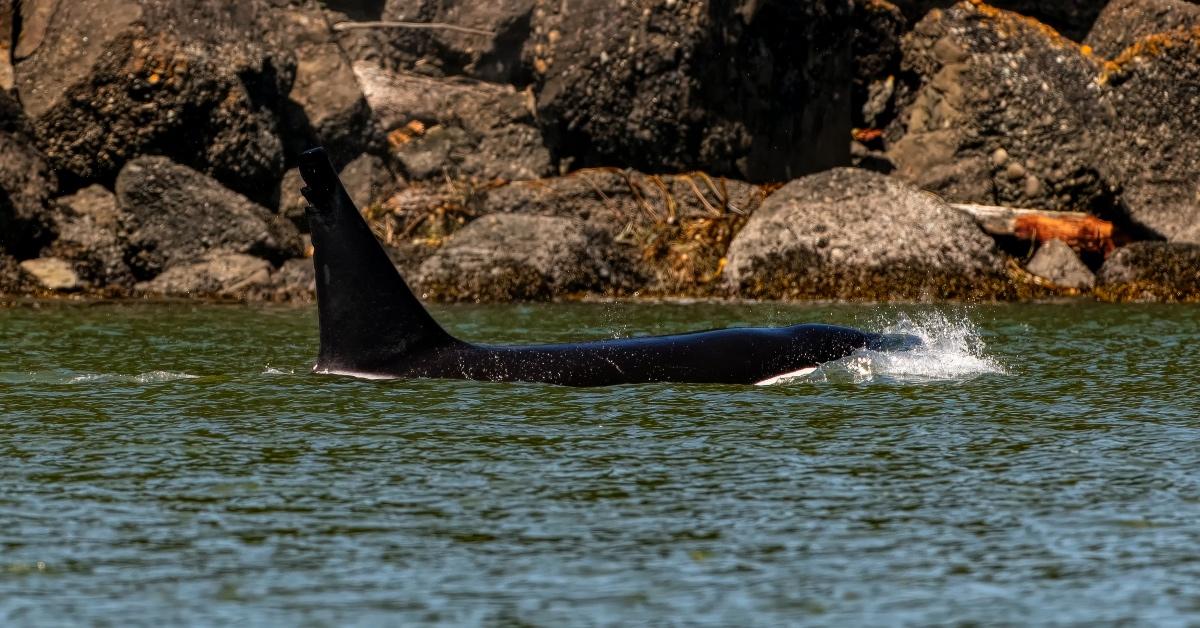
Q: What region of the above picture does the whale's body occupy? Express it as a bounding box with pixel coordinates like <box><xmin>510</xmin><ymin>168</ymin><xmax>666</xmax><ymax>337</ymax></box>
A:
<box><xmin>299</xmin><ymin>147</ymin><xmax>913</xmax><ymax>387</ymax></box>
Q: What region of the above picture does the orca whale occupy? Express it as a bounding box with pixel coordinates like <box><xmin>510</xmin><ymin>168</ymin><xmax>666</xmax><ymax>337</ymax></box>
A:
<box><xmin>298</xmin><ymin>147</ymin><xmax>917</xmax><ymax>386</ymax></box>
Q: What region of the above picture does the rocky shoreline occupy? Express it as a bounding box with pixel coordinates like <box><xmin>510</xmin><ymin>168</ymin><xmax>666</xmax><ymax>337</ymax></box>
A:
<box><xmin>2</xmin><ymin>0</ymin><xmax>1198</xmax><ymax>305</ymax></box>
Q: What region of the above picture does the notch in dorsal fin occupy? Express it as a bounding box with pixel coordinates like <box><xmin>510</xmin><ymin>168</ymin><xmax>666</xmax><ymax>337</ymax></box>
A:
<box><xmin>299</xmin><ymin>147</ymin><xmax>456</xmax><ymax>373</ymax></box>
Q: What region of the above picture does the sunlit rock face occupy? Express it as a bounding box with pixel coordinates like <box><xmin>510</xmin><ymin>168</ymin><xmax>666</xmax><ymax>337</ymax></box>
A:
<box><xmin>887</xmin><ymin>2</ymin><xmax>1111</xmax><ymax>213</ymax></box>
<box><xmin>888</xmin><ymin>1</ymin><xmax>1200</xmax><ymax>244</ymax></box>
<box><xmin>1085</xmin><ymin>0</ymin><xmax>1200</xmax><ymax>59</ymax></box>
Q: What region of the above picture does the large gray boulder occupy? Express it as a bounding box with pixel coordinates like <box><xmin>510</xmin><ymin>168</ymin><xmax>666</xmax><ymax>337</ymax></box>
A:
<box><xmin>116</xmin><ymin>157</ymin><xmax>302</xmax><ymax>279</ymax></box>
<box><xmin>414</xmin><ymin>213</ymin><xmax>620</xmax><ymax>302</ymax></box>
<box><xmin>724</xmin><ymin>168</ymin><xmax>1008</xmax><ymax>300</ymax></box>
<box><xmin>887</xmin><ymin>2</ymin><xmax>1111</xmax><ymax>212</ymax></box>
<box><xmin>889</xmin><ymin>2</ymin><xmax>1200</xmax><ymax>244</ymax></box>
<box><xmin>11</xmin><ymin>0</ymin><xmax>295</xmax><ymax>205</ymax></box>
<box><xmin>530</xmin><ymin>0</ymin><xmax>853</xmax><ymax>182</ymax></box>
<box><xmin>1086</xmin><ymin>0</ymin><xmax>1200</xmax><ymax>59</ymax></box>
<box><xmin>0</xmin><ymin>90</ymin><xmax>55</xmax><ymax>259</ymax></box>
<box><xmin>355</xmin><ymin>63</ymin><xmax>550</xmax><ymax>182</ymax></box>
<box><xmin>1097</xmin><ymin>242</ymin><xmax>1200</xmax><ymax>302</ymax></box>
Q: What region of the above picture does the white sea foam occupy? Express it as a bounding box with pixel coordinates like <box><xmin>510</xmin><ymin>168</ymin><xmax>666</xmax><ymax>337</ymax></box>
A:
<box><xmin>768</xmin><ymin>310</ymin><xmax>1007</xmax><ymax>385</ymax></box>
<box><xmin>65</xmin><ymin>371</ymin><xmax>199</xmax><ymax>385</ymax></box>
<box><xmin>262</xmin><ymin>366</ymin><xmax>294</xmax><ymax>376</ymax></box>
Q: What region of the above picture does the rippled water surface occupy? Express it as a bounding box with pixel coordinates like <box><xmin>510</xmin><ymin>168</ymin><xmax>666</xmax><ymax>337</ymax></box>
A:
<box><xmin>2</xmin><ymin>301</ymin><xmax>1198</xmax><ymax>625</ymax></box>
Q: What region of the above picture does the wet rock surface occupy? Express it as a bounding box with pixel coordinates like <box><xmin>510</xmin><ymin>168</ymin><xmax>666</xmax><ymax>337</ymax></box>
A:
<box><xmin>1097</xmin><ymin>242</ymin><xmax>1200</xmax><ymax>302</ymax></box>
<box><xmin>724</xmin><ymin>168</ymin><xmax>1008</xmax><ymax>300</ymax></box>
<box><xmin>415</xmin><ymin>214</ymin><xmax>619</xmax><ymax>302</ymax></box>
<box><xmin>117</xmin><ymin>157</ymin><xmax>302</xmax><ymax>279</ymax></box>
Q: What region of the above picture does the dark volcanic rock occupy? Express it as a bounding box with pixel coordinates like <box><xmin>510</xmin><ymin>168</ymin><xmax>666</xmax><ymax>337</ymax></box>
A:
<box><xmin>530</xmin><ymin>0</ymin><xmax>852</xmax><ymax>182</ymax></box>
<box><xmin>1025</xmin><ymin>238</ymin><xmax>1094</xmax><ymax>290</ymax></box>
<box><xmin>415</xmin><ymin>213</ymin><xmax>618</xmax><ymax>302</ymax></box>
<box><xmin>1086</xmin><ymin>0</ymin><xmax>1200</xmax><ymax>59</ymax></box>
<box><xmin>43</xmin><ymin>185</ymin><xmax>134</xmax><ymax>289</ymax></box>
<box><xmin>135</xmin><ymin>252</ymin><xmax>273</xmax><ymax>298</ymax></box>
<box><xmin>1097</xmin><ymin>28</ymin><xmax>1200</xmax><ymax>243</ymax></box>
<box><xmin>356</xmin><ymin>64</ymin><xmax>550</xmax><ymax>181</ymax></box>
<box><xmin>888</xmin><ymin>2</ymin><xmax>1112</xmax><ymax>213</ymax></box>
<box><xmin>0</xmin><ymin>90</ymin><xmax>55</xmax><ymax>259</ymax></box>
<box><xmin>11</xmin><ymin>0</ymin><xmax>295</xmax><ymax>205</ymax></box>
<box><xmin>723</xmin><ymin>168</ymin><xmax>1008</xmax><ymax>300</ymax></box>
<box><xmin>116</xmin><ymin>157</ymin><xmax>302</xmax><ymax>279</ymax></box>
<box><xmin>1097</xmin><ymin>242</ymin><xmax>1200</xmax><ymax>302</ymax></box>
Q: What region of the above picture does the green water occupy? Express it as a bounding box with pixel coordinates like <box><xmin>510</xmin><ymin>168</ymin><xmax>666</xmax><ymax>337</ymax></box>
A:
<box><xmin>1</xmin><ymin>301</ymin><xmax>1198</xmax><ymax>625</ymax></box>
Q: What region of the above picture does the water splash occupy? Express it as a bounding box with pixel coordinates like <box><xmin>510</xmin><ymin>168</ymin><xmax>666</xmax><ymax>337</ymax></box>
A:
<box><xmin>809</xmin><ymin>310</ymin><xmax>1007</xmax><ymax>384</ymax></box>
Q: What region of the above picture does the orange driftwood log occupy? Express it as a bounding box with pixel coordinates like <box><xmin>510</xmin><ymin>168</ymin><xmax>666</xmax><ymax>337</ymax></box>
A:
<box><xmin>949</xmin><ymin>203</ymin><xmax>1116</xmax><ymax>255</ymax></box>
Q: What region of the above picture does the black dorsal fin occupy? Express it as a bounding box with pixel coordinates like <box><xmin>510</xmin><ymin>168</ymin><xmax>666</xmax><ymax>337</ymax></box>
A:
<box><xmin>299</xmin><ymin>147</ymin><xmax>456</xmax><ymax>373</ymax></box>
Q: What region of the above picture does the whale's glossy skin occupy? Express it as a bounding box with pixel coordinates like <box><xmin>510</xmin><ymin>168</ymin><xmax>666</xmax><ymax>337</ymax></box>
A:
<box><xmin>299</xmin><ymin>147</ymin><xmax>911</xmax><ymax>387</ymax></box>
